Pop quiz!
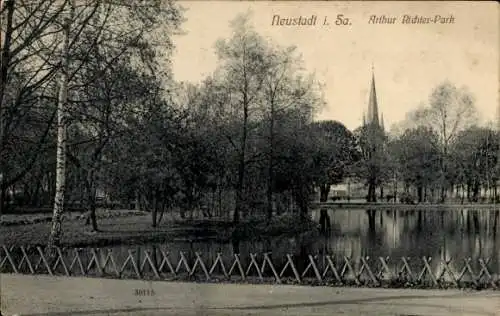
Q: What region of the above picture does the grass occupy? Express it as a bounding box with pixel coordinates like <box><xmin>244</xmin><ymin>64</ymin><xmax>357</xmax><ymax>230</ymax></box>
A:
<box><xmin>0</xmin><ymin>209</ymin><xmax>234</xmax><ymax>247</ymax></box>
<box><xmin>0</xmin><ymin>210</ymin><xmax>319</xmax><ymax>247</ymax></box>
<box><xmin>0</xmin><ymin>209</ymin><xmax>146</xmax><ymax>226</ymax></box>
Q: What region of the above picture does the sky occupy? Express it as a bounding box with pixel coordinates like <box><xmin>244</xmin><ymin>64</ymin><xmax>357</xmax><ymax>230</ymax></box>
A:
<box><xmin>171</xmin><ymin>1</ymin><xmax>499</xmax><ymax>131</ymax></box>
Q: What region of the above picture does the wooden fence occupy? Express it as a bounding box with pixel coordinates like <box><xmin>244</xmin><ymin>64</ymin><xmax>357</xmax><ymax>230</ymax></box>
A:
<box><xmin>1</xmin><ymin>245</ymin><xmax>498</xmax><ymax>289</ymax></box>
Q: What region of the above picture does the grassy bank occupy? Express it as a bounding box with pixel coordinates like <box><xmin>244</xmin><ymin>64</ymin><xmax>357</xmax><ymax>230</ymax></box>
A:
<box><xmin>0</xmin><ymin>211</ymin><xmax>319</xmax><ymax>247</ymax></box>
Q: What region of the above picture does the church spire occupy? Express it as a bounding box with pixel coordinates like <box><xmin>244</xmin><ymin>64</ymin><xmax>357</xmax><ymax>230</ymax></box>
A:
<box><xmin>367</xmin><ymin>66</ymin><xmax>380</xmax><ymax>127</ymax></box>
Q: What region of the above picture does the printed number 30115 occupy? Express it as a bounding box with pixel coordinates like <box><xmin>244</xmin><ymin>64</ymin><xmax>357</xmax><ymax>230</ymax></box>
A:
<box><xmin>134</xmin><ymin>289</ymin><xmax>155</xmax><ymax>296</ymax></box>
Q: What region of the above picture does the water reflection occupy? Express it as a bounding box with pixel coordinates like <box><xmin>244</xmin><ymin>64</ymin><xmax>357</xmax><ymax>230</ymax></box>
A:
<box><xmin>311</xmin><ymin>208</ymin><xmax>499</xmax><ymax>270</ymax></box>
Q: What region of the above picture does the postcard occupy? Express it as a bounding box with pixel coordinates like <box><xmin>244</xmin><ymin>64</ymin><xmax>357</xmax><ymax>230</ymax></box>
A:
<box><xmin>1</xmin><ymin>1</ymin><xmax>499</xmax><ymax>315</ymax></box>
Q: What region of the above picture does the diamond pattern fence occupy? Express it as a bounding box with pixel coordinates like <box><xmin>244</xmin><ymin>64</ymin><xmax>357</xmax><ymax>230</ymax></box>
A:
<box><xmin>1</xmin><ymin>245</ymin><xmax>498</xmax><ymax>289</ymax></box>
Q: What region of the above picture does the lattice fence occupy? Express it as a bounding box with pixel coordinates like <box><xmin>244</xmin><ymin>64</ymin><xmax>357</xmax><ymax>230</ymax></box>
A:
<box><xmin>1</xmin><ymin>245</ymin><xmax>498</xmax><ymax>289</ymax></box>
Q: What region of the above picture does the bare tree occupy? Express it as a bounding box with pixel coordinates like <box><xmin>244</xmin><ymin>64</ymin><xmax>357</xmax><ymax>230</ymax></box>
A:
<box><xmin>397</xmin><ymin>81</ymin><xmax>477</xmax><ymax>202</ymax></box>
<box><xmin>426</xmin><ymin>82</ymin><xmax>477</xmax><ymax>201</ymax></box>
<box><xmin>214</xmin><ymin>13</ymin><xmax>268</xmax><ymax>223</ymax></box>
<box><xmin>48</xmin><ymin>0</ymin><xmax>74</xmax><ymax>249</ymax></box>
<box><xmin>259</xmin><ymin>45</ymin><xmax>321</xmax><ymax>222</ymax></box>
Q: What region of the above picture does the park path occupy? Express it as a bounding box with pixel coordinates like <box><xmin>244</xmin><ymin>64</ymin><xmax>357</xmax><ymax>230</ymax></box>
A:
<box><xmin>1</xmin><ymin>273</ymin><xmax>499</xmax><ymax>316</ymax></box>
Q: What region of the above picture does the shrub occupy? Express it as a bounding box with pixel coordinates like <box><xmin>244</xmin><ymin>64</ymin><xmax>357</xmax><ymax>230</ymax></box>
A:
<box><xmin>232</xmin><ymin>213</ymin><xmax>320</xmax><ymax>240</ymax></box>
<box><xmin>399</xmin><ymin>192</ymin><xmax>415</xmax><ymax>205</ymax></box>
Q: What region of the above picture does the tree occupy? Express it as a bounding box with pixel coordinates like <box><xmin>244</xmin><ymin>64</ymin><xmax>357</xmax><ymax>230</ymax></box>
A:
<box><xmin>309</xmin><ymin>120</ymin><xmax>358</xmax><ymax>201</ymax></box>
<box><xmin>0</xmin><ymin>0</ymin><xmax>183</xmax><ymax>243</ymax></box>
<box><xmin>214</xmin><ymin>13</ymin><xmax>270</xmax><ymax>223</ymax></box>
<box><xmin>450</xmin><ymin>126</ymin><xmax>499</xmax><ymax>202</ymax></box>
<box><xmin>307</xmin><ymin>120</ymin><xmax>358</xmax><ymax>232</ymax></box>
<box><xmin>0</xmin><ymin>0</ymin><xmax>72</xmax><ymax>215</ymax></box>
<box><xmin>68</xmin><ymin>0</ymin><xmax>182</xmax><ymax>231</ymax></box>
<box><xmin>352</xmin><ymin>122</ymin><xmax>388</xmax><ymax>202</ymax></box>
<box><xmin>45</xmin><ymin>0</ymin><xmax>183</xmax><ymax>241</ymax></box>
<box><xmin>102</xmin><ymin>13</ymin><xmax>325</xmax><ymax>228</ymax></box>
<box><xmin>271</xmin><ymin>123</ymin><xmax>316</xmax><ymax>220</ymax></box>
<box><xmin>258</xmin><ymin>44</ymin><xmax>322</xmax><ymax>222</ymax></box>
<box><xmin>48</xmin><ymin>0</ymin><xmax>74</xmax><ymax>249</ymax></box>
<box><xmin>391</xmin><ymin>126</ymin><xmax>441</xmax><ymax>203</ymax></box>
<box><xmin>180</xmin><ymin>79</ymin><xmax>234</xmax><ymax>219</ymax></box>
<box><xmin>407</xmin><ymin>82</ymin><xmax>477</xmax><ymax>202</ymax></box>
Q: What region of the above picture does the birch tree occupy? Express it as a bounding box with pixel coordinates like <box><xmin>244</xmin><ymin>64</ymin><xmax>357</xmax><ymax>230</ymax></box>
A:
<box><xmin>43</xmin><ymin>0</ymin><xmax>182</xmax><ymax>237</ymax></box>
<box><xmin>47</xmin><ymin>0</ymin><xmax>73</xmax><ymax>249</ymax></box>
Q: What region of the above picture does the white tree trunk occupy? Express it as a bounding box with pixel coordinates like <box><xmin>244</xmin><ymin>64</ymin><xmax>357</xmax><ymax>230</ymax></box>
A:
<box><xmin>48</xmin><ymin>1</ymin><xmax>73</xmax><ymax>248</ymax></box>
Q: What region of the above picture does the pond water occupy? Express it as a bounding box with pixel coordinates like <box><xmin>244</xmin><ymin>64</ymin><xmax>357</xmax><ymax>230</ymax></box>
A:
<box><xmin>102</xmin><ymin>208</ymin><xmax>500</xmax><ymax>280</ymax></box>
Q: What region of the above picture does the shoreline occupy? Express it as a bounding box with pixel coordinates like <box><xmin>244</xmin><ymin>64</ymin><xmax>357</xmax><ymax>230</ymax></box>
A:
<box><xmin>311</xmin><ymin>202</ymin><xmax>500</xmax><ymax>210</ymax></box>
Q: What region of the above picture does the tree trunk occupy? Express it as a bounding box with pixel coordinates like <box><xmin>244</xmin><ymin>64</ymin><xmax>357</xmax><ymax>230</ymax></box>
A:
<box><xmin>472</xmin><ymin>182</ymin><xmax>480</xmax><ymax>202</ymax></box>
<box><xmin>0</xmin><ymin>1</ymin><xmax>14</xmax><ymax>172</ymax></box>
<box><xmin>440</xmin><ymin>185</ymin><xmax>446</xmax><ymax>203</ymax></box>
<box><xmin>32</xmin><ymin>179</ymin><xmax>42</xmax><ymax>207</ymax></box>
<box><xmin>151</xmin><ymin>192</ymin><xmax>158</xmax><ymax>228</ymax></box>
<box><xmin>48</xmin><ymin>4</ymin><xmax>73</xmax><ymax>248</ymax></box>
<box><xmin>218</xmin><ymin>184</ymin><xmax>222</xmax><ymax>218</ymax></box>
<box><xmin>319</xmin><ymin>184</ymin><xmax>330</xmax><ymax>202</ymax></box>
<box><xmin>84</xmin><ymin>170</ymin><xmax>98</xmax><ymax>232</ymax></box>
<box><xmin>461</xmin><ymin>183</ymin><xmax>465</xmax><ymax>204</ymax></box>
<box><xmin>234</xmin><ymin>160</ymin><xmax>244</xmax><ymax>223</ymax></box>
<box><xmin>393</xmin><ymin>177</ymin><xmax>398</xmax><ymax>203</ymax></box>
<box><xmin>211</xmin><ymin>186</ymin><xmax>216</xmax><ymax>217</ymax></box>
<box><xmin>493</xmin><ymin>210</ymin><xmax>498</xmax><ymax>236</ymax></box>
<box><xmin>0</xmin><ymin>184</ymin><xmax>5</xmax><ymax>216</ymax></box>
<box><xmin>266</xmin><ymin>103</ymin><xmax>275</xmax><ymax>224</ymax></box>
<box><xmin>367</xmin><ymin>178</ymin><xmax>377</xmax><ymax>202</ymax></box>
<box><xmin>417</xmin><ymin>211</ymin><xmax>423</xmax><ymax>232</ymax></box>
<box><xmin>417</xmin><ymin>185</ymin><xmax>423</xmax><ymax>203</ymax></box>
<box><xmin>439</xmin><ymin>147</ymin><xmax>447</xmax><ymax>203</ymax></box>
<box><xmin>293</xmin><ymin>185</ymin><xmax>309</xmax><ymax>220</ymax></box>
<box><xmin>88</xmin><ymin>197</ymin><xmax>97</xmax><ymax>231</ymax></box>
<box><xmin>347</xmin><ymin>180</ymin><xmax>351</xmax><ymax>202</ymax></box>
<box><xmin>318</xmin><ymin>184</ymin><xmax>331</xmax><ymax>234</ymax></box>
<box><xmin>266</xmin><ymin>163</ymin><xmax>273</xmax><ymax>223</ymax></box>
<box><xmin>234</xmin><ymin>96</ymin><xmax>249</xmax><ymax>224</ymax></box>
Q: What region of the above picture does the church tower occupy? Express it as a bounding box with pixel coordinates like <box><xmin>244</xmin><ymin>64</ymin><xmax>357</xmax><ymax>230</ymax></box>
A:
<box><xmin>364</xmin><ymin>66</ymin><xmax>383</xmax><ymax>131</ymax></box>
<box><xmin>362</xmin><ymin>66</ymin><xmax>386</xmax><ymax>202</ymax></box>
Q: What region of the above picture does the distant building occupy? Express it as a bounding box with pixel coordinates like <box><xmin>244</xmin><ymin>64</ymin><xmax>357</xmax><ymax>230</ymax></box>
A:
<box><xmin>363</xmin><ymin>67</ymin><xmax>385</xmax><ymax>133</ymax></box>
<box><xmin>330</xmin><ymin>67</ymin><xmax>388</xmax><ymax>202</ymax></box>
<box><xmin>361</xmin><ymin>67</ymin><xmax>387</xmax><ymax>202</ymax></box>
